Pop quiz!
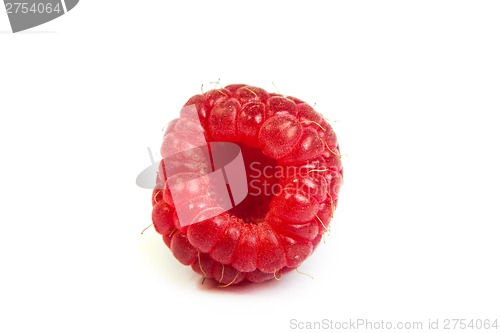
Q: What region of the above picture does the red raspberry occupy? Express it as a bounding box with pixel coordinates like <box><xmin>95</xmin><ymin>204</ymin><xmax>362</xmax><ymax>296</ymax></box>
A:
<box><xmin>151</xmin><ymin>84</ymin><xmax>343</xmax><ymax>286</ymax></box>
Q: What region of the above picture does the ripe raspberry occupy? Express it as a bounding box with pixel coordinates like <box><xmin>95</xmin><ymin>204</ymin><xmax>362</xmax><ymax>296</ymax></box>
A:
<box><xmin>151</xmin><ymin>84</ymin><xmax>343</xmax><ymax>286</ymax></box>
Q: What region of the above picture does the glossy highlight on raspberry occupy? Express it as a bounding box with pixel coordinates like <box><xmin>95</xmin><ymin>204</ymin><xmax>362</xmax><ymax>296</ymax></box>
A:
<box><xmin>151</xmin><ymin>84</ymin><xmax>343</xmax><ymax>286</ymax></box>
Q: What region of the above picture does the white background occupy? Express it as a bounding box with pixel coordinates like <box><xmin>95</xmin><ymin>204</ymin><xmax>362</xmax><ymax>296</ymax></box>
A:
<box><xmin>1</xmin><ymin>1</ymin><xmax>499</xmax><ymax>332</ymax></box>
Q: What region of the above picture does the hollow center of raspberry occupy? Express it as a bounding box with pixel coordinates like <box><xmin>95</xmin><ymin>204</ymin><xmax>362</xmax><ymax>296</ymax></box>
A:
<box><xmin>227</xmin><ymin>143</ymin><xmax>279</xmax><ymax>224</ymax></box>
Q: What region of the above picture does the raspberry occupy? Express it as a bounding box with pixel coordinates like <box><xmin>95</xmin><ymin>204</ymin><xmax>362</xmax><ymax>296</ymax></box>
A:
<box><xmin>151</xmin><ymin>84</ymin><xmax>343</xmax><ymax>286</ymax></box>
